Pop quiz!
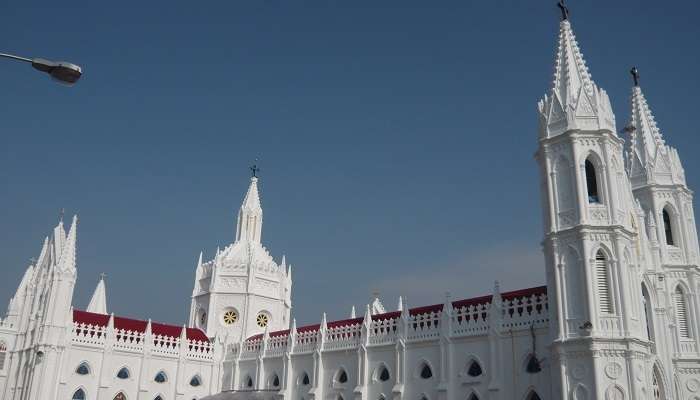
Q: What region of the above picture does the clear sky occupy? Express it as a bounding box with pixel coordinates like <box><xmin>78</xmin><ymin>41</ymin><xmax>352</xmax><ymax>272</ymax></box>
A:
<box><xmin>1</xmin><ymin>0</ymin><xmax>699</xmax><ymax>327</ymax></box>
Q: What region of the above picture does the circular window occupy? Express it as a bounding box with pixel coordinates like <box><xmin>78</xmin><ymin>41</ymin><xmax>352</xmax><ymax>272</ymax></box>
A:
<box><xmin>256</xmin><ymin>312</ymin><xmax>269</xmax><ymax>328</ymax></box>
<box><xmin>223</xmin><ymin>310</ymin><xmax>238</xmax><ymax>325</ymax></box>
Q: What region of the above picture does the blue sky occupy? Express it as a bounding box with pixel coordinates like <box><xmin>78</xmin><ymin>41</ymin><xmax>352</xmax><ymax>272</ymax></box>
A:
<box><xmin>1</xmin><ymin>1</ymin><xmax>699</xmax><ymax>327</ymax></box>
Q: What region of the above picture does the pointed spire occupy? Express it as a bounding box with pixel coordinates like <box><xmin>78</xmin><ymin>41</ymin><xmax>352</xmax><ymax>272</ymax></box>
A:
<box><xmin>58</xmin><ymin>215</ymin><xmax>78</xmax><ymax>273</ymax></box>
<box><xmin>180</xmin><ymin>324</ymin><xmax>189</xmax><ymax>342</ymax></box>
<box><xmin>197</xmin><ymin>251</ymin><xmax>203</xmax><ymax>268</ymax></box>
<box><xmin>363</xmin><ymin>304</ymin><xmax>372</xmax><ymax>326</ymax></box>
<box><xmin>350</xmin><ymin>305</ymin><xmax>356</xmax><ymax>319</ymax></box>
<box><xmin>320</xmin><ymin>312</ymin><xmax>327</xmax><ymax>331</ymax></box>
<box><xmin>290</xmin><ymin>318</ymin><xmax>297</xmax><ymax>333</ymax></box>
<box><xmin>538</xmin><ymin>7</ymin><xmax>616</xmax><ymax>138</ymax></box>
<box><xmin>397</xmin><ymin>296</ymin><xmax>404</xmax><ymax>312</ymax></box>
<box><xmin>86</xmin><ymin>274</ymin><xmax>107</xmax><ymax>314</ymax></box>
<box><xmin>235</xmin><ymin>176</ymin><xmax>263</xmax><ymax>243</ymax></box>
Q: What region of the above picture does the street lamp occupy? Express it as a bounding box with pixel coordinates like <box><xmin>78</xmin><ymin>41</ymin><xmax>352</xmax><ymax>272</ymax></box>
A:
<box><xmin>0</xmin><ymin>52</ymin><xmax>82</xmax><ymax>85</ymax></box>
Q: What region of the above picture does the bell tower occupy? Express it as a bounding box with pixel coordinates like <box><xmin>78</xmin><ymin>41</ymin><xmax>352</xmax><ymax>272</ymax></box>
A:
<box><xmin>536</xmin><ymin>4</ymin><xmax>653</xmax><ymax>399</ymax></box>
<box><xmin>189</xmin><ymin>172</ymin><xmax>292</xmax><ymax>342</ymax></box>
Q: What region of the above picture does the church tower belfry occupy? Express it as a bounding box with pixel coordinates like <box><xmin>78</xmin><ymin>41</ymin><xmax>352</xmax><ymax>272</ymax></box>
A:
<box><xmin>536</xmin><ymin>5</ymin><xmax>653</xmax><ymax>399</ymax></box>
<box><xmin>189</xmin><ymin>173</ymin><xmax>292</xmax><ymax>343</ymax></box>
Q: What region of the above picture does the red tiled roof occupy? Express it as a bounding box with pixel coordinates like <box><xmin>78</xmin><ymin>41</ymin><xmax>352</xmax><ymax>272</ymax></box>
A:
<box><xmin>73</xmin><ymin>309</ymin><xmax>209</xmax><ymax>342</ymax></box>
<box><xmin>247</xmin><ymin>285</ymin><xmax>547</xmax><ymax>341</ymax></box>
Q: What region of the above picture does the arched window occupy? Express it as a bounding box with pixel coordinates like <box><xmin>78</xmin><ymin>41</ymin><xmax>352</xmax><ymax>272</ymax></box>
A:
<box><xmin>117</xmin><ymin>367</ymin><xmax>130</xmax><ymax>379</ymax></box>
<box><xmin>377</xmin><ymin>365</ymin><xmax>390</xmax><ymax>382</ymax></box>
<box><xmin>113</xmin><ymin>392</ymin><xmax>127</xmax><ymax>400</ymax></box>
<box><xmin>652</xmin><ymin>366</ymin><xmax>664</xmax><ymax>400</ymax></box>
<box><xmin>337</xmin><ymin>396</ymin><xmax>344</xmax><ymax>400</ymax></box>
<box><xmin>642</xmin><ymin>284</ymin><xmax>654</xmax><ymax>342</ymax></box>
<box><xmin>419</xmin><ymin>362</ymin><xmax>433</xmax><ymax>379</ymax></box>
<box><xmin>270</xmin><ymin>373</ymin><xmax>279</xmax><ymax>388</ymax></box>
<box><xmin>595</xmin><ymin>250</ymin><xmax>613</xmax><ymax>314</ymax></box>
<box><xmin>467</xmin><ymin>360</ymin><xmax>483</xmax><ymax>377</ymax></box>
<box><xmin>525</xmin><ymin>355</ymin><xmax>541</xmax><ymax>374</ymax></box>
<box><xmin>378</xmin><ymin>395</ymin><xmax>386</xmax><ymax>400</ymax></box>
<box><xmin>419</xmin><ymin>394</ymin><xmax>429</xmax><ymax>400</ymax></box>
<box><xmin>154</xmin><ymin>396</ymin><xmax>164</xmax><ymax>400</ymax></box>
<box><xmin>72</xmin><ymin>389</ymin><xmax>86</xmax><ymax>400</ymax></box>
<box><xmin>467</xmin><ymin>393</ymin><xmax>479</xmax><ymax>400</ymax></box>
<box><xmin>0</xmin><ymin>341</ymin><xmax>7</xmax><ymax>370</ymax></box>
<box><xmin>336</xmin><ymin>369</ymin><xmax>348</xmax><ymax>384</ymax></box>
<box><xmin>585</xmin><ymin>159</ymin><xmax>600</xmax><ymax>203</ymax></box>
<box><xmin>674</xmin><ymin>286</ymin><xmax>691</xmax><ymax>339</ymax></box>
<box><xmin>301</xmin><ymin>372</ymin><xmax>310</xmax><ymax>385</ymax></box>
<box><xmin>245</xmin><ymin>375</ymin><xmax>254</xmax><ymax>388</ymax></box>
<box><xmin>663</xmin><ymin>209</ymin><xmax>675</xmax><ymax>246</ymax></box>
<box><xmin>75</xmin><ymin>362</ymin><xmax>90</xmax><ymax>375</ymax></box>
<box><xmin>526</xmin><ymin>391</ymin><xmax>542</xmax><ymax>400</ymax></box>
<box><xmin>190</xmin><ymin>375</ymin><xmax>202</xmax><ymax>387</ymax></box>
<box><xmin>155</xmin><ymin>371</ymin><xmax>167</xmax><ymax>383</ymax></box>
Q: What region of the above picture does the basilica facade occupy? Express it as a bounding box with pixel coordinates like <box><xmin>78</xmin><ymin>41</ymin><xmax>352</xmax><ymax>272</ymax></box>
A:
<box><xmin>1</xmin><ymin>8</ymin><xmax>700</xmax><ymax>400</ymax></box>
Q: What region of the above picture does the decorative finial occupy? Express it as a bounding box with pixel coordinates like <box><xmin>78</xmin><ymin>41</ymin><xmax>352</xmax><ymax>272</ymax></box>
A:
<box><xmin>29</xmin><ymin>257</ymin><xmax>37</xmax><ymax>264</ymax></box>
<box><xmin>99</xmin><ymin>272</ymin><xmax>107</xmax><ymax>281</ymax></box>
<box><xmin>557</xmin><ymin>0</ymin><xmax>570</xmax><ymax>21</ymax></box>
<box><xmin>59</xmin><ymin>208</ymin><xmax>65</xmax><ymax>223</ymax></box>
<box><xmin>630</xmin><ymin>66</ymin><xmax>640</xmax><ymax>87</ymax></box>
<box><xmin>250</xmin><ymin>158</ymin><xmax>260</xmax><ymax>178</ymax></box>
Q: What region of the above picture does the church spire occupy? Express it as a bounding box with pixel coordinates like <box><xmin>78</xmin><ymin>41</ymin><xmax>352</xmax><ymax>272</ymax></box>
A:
<box><xmin>538</xmin><ymin>5</ymin><xmax>616</xmax><ymax>138</ymax></box>
<box><xmin>235</xmin><ymin>171</ymin><xmax>263</xmax><ymax>244</ymax></box>
<box><xmin>625</xmin><ymin>67</ymin><xmax>685</xmax><ymax>187</ymax></box>
<box><xmin>87</xmin><ymin>274</ymin><xmax>108</xmax><ymax>314</ymax></box>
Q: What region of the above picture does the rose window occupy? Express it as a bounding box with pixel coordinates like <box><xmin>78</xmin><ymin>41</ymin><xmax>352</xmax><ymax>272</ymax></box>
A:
<box><xmin>223</xmin><ymin>310</ymin><xmax>238</xmax><ymax>325</ymax></box>
<box><xmin>256</xmin><ymin>313</ymin><xmax>269</xmax><ymax>328</ymax></box>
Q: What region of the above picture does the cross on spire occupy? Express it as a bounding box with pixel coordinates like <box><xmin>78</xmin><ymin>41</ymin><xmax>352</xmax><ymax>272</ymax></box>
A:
<box><xmin>557</xmin><ymin>0</ymin><xmax>570</xmax><ymax>21</ymax></box>
<box><xmin>250</xmin><ymin>160</ymin><xmax>260</xmax><ymax>178</ymax></box>
<box><xmin>59</xmin><ymin>208</ymin><xmax>65</xmax><ymax>223</ymax></box>
<box><xmin>99</xmin><ymin>272</ymin><xmax>107</xmax><ymax>281</ymax></box>
<box><xmin>630</xmin><ymin>66</ymin><xmax>640</xmax><ymax>87</ymax></box>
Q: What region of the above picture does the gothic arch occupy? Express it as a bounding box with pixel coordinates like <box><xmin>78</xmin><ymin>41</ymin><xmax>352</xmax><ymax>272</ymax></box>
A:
<box><xmin>522</xmin><ymin>387</ymin><xmax>542</xmax><ymax>400</ymax></box>
<box><xmin>580</xmin><ymin>151</ymin><xmax>604</xmax><ymax>204</ymax></box>
<box><xmin>71</xmin><ymin>387</ymin><xmax>87</xmax><ymax>400</ymax></box>
<box><xmin>591</xmin><ymin>248</ymin><xmax>614</xmax><ymax>314</ymax></box>
<box><xmin>112</xmin><ymin>391</ymin><xmax>127</xmax><ymax>400</ymax></box>
<box><xmin>651</xmin><ymin>363</ymin><xmax>667</xmax><ymax>400</ymax></box>
<box><xmin>419</xmin><ymin>393</ymin><xmax>429</xmax><ymax>400</ymax></box>
<box><xmin>267</xmin><ymin>371</ymin><xmax>280</xmax><ymax>388</ymax></box>
<box><xmin>298</xmin><ymin>371</ymin><xmax>310</xmax><ymax>386</ymax></box>
<box><xmin>589</xmin><ymin>243</ymin><xmax>614</xmax><ymax>262</ymax></box>
<box><xmin>466</xmin><ymin>388</ymin><xmax>482</xmax><ymax>400</ymax></box>
<box><xmin>243</xmin><ymin>374</ymin><xmax>254</xmax><ymax>388</ymax></box>
<box><xmin>641</xmin><ymin>283</ymin><xmax>655</xmax><ymax>342</ymax></box>
<box><xmin>464</xmin><ymin>355</ymin><xmax>484</xmax><ymax>378</ymax></box>
<box><xmin>0</xmin><ymin>341</ymin><xmax>6</xmax><ymax>371</ymax></box>
<box><xmin>75</xmin><ymin>361</ymin><xmax>91</xmax><ymax>375</ymax></box>
<box><xmin>572</xmin><ymin>383</ymin><xmax>588</xmax><ymax>400</ymax></box>
<box><xmin>153</xmin><ymin>395</ymin><xmax>164</xmax><ymax>400</ymax></box>
<box><xmin>373</xmin><ymin>363</ymin><xmax>391</xmax><ymax>382</ymax></box>
<box><xmin>116</xmin><ymin>366</ymin><xmax>131</xmax><ymax>379</ymax></box>
<box><xmin>673</xmin><ymin>284</ymin><xmax>692</xmax><ymax>339</ymax></box>
<box><xmin>334</xmin><ymin>366</ymin><xmax>349</xmax><ymax>385</ymax></box>
<box><xmin>415</xmin><ymin>359</ymin><xmax>435</xmax><ymax>380</ymax></box>
<box><xmin>605</xmin><ymin>385</ymin><xmax>625</xmax><ymax>400</ymax></box>
<box><xmin>661</xmin><ymin>204</ymin><xmax>679</xmax><ymax>246</ymax></box>
<box><xmin>154</xmin><ymin>370</ymin><xmax>168</xmax><ymax>383</ymax></box>
<box><xmin>190</xmin><ymin>374</ymin><xmax>203</xmax><ymax>387</ymax></box>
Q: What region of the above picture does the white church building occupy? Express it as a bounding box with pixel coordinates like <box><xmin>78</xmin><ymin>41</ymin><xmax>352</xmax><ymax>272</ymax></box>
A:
<box><xmin>1</xmin><ymin>5</ymin><xmax>700</xmax><ymax>400</ymax></box>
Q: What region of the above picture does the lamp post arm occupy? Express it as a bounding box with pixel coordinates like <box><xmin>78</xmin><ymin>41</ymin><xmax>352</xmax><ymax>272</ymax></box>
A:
<box><xmin>0</xmin><ymin>52</ymin><xmax>33</xmax><ymax>63</ymax></box>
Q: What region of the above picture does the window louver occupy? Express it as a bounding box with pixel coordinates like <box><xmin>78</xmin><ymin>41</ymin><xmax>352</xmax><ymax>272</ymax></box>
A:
<box><xmin>595</xmin><ymin>252</ymin><xmax>613</xmax><ymax>314</ymax></box>
<box><xmin>674</xmin><ymin>287</ymin><xmax>690</xmax><ymax>339</ymax></box>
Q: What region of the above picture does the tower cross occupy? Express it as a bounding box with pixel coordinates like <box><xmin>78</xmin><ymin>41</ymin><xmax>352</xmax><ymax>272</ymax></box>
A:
<box><xmin>557</xmin><ymin>0</ymin><xmax>570</xmax><ymax>21</ymax></box>
<box><xmin>630</xmin><ymin>66</ymin><xmax>640</xmax><ymax>87</ymax></box>
<box><xmin>250</xmin><ymin>161</ymin><xmax>260</xmax><ymax>178</ymax></box>
<box><xmin>99</xmin><ymin>272</ymin><xmax>107</xmax><ymax>281</ymax></box>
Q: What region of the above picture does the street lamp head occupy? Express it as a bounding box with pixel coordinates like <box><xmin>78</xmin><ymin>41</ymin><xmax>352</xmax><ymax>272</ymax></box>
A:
<box><xmin>31</xmin><ymin>58</ymin><xmax>82</xmax><ymax>86</ymax></box>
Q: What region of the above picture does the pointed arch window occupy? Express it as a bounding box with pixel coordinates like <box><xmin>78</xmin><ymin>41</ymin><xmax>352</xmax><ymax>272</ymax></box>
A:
<box><xmin>0</xmin><ymin>341</ymin><xmax>6</xmax><ymax>370</ymax></box>
<box><xmin>419</xmin><ymin>394</ymin><xmax>429</xmax><ymax>400</ymax></box>
<box><xmin>117</xmin><ymin>367</ymin><xmax>130</xmax><ymax>379</ymax></box>
<box><xmin>245</xmin><ymin>375</ymin><xmax>254</xmax><ymax>388</ymax></box>
<box><xmin>154</xmin><ymin>396</ymin><xmax>164</xmax><ymax>400</ymax></box>
<box><xmin>525</xmin><ymin>354</ymin><xmax>542</xmax><ymax>374</ymax></box>
<box><xmin>72</xmin><ymin>389</ymin><xmax>86</xmax><ymax>400</ymax></box>
<box><xmin>336</xmin><ymin>369</ymin><xmax>348</xmax><ymax>384</ymax></box>
<box><xmin>585</xmin><ymin>159</ymin><xmax>600</xmax><ymax>203</ymax></box>
<box><xmin>301</xmin><ymin>372</ymin><xmax>310</xmax><ymax>385</ymax></box>
<box><xmin>113</xmin><ymin>392</ymin><xmax>127</xmax><ymax>400</ymax></box>
<box><xmin>190</xmin><ymin>375</ymin><xmax>202</xmax><ymax>387</ymax></box>
<box><xmin>155</xmin><ymin>371</ymin><xmax>168</xmax><ymax>383</ymax></box>
<box><xmin>76</xmin><ymin>362</ymin><xmax>90</xmax><ymax>375</ymax></box>
<box><xmin>419</xmin><ymin>362</ymin><xmax>433</xmax><ymax>379</ymax></box>
<box><xmin>674</xmin><ymin>286</ymin><xmax>691</xmax><ymax>339</ymax></box>
<box><xmin>467</xmin><ymin>360</ymin><xmax>483</xmax><ymax>377</ymax></box>
<box><xmin>377</xmin><ymin>365</ymin><xmax>390</xmax><ymax>382</ymax></box>
<box><xmin>467</xmin><ymin>394</ymin><xmax>479</xmax><ymax>400</ymax></box>
<box><xmin>270</xmin><ymin>373</ymin><xmax>280</xmax><ymax>388</ymax></box>
<box><xmin>595</xmin><ymin>251</ymin><xmax>613</xmax><ymax>314</ymax></box>
<box><xmin>642</xmin><ymin>284</ymin><xmax>654</xmax><ymax>342</ymax></box>
<box><xmin>652</xmin><ymin>367</ymin><xmax>664</xmax><ymax>399</ymax></box>
<box><xmin>662</xmin><ymin>209</ymin><xmax>675</xmax><ymax>246</ymax></box>
<box><xmin>526</xmin><ymin>391</ymin><xmax>542</xmax><ymax>400</ymax></box>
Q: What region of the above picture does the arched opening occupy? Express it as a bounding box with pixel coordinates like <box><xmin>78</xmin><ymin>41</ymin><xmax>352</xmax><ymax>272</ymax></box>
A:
<box><xmin>245</xmin><ymin>375</ymin><xmax>254</xmax><ymax>388</ymax></box>
<box><xmin>525</xmin><ymin>354</ymin><xmax>542</xmax><ymax>374</ymax></box>
<box><xmin>336</xmin><ymin>368</ymin><xmax>348</xmax><ymax>384</ymax></box>
<box><xmin>662</xmin><ymin>208</ymin><xmax>675</xmax><ymax>246</ymax></box>
<box><xmin>154</xmin><ymin>396</ymin><xmax>164</xmax><ymax>400</ymax></box>
<box><xmin>642</xmin><ymin>284</ymin><xmax>655</xmax><ymax>342</ymax></box>
<box><xmin>467</xmin><ymin>393</ymin><xmax>480</xmax><ymax>400</ymax></box>
<box><xmin>376</xmin><ymin>365</ymin><xmax>390</xmax><ymax>382</ymax></box>
<box><xmin>0</xmin><ymin>341</ymin><xmax>7</xmax><ymax>370</ymax></box>
<box><xmin>72</xmin><ymin>389</ymin><xmax>86</xmax><ymax>400</ymax></box>
<box><xmin>525</xmin><ymin>391</ymin><xmax>542</xmax><ymax>400</ymax></box>
<box><xmin>419</xmin><ymin>394</ymin><xmax>429</xmax><ymax>400</ymax></box>
<box><xmin>337</xmin><ymin>395</ymin><xmax>344</xmax><ymax>400</ymax></box>
<box><xmin>595</xmin><ymin>250</ymin><xmax>613</xmax><ymax>314</ymax></box>
<box><xmin>466</xmin><ymin>360</ymin><xmax>483</xmax><ymax>377</ymax></box>
<box><xmin>419</xmin><ymin>362</ymin><xmax>433</xmax><ymax>379</ymax></box>
<box><xmin>75</xmin><ymin>362</ymin><xmax>90</xmax><ymax>375</ymax></box>
<box><xmin>585</xmin><ymin>159</ymin><xmax>600</xmax><ymax>203</ymax></box>
<box><xmin>117</xmin><ymin>367</ymin><xmax>130</xmax><ymax>379</ymax></box>
<box><xmin>301</xmin><ymin>372</ymin><xmax>310</xmax><ymax>386</ymax></box>
<box><xmin>155</xmin><ymin>371</ymin><xmax>167</xmax><ymax>383</ymax></box>
<box><xmin>113</xmin><ymin>392</ymin><xmax>127</xmax><ymax>400</ymax></box>
<box><xmin>270</xmin><ymin>373</ymin><xmax>280</xmax><ymax>388</ymax></box>
<box><xmin>674</xmin><ymin>286</ymin><xmax>691</xmax><ymax>339</ymax></box>
<box><xmin>190</xmin><ymin>375</ymin><xmax>202</xmax><ymax>387</ymax></box>
<box><xmin>652</xmin><ymin>366</ymin><xmax>664</xmax><ymax>400</ymax></box>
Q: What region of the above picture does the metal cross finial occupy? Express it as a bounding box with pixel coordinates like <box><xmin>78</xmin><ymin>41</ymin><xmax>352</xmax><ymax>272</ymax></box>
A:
<box><xmin>557</xmin><ymin>0</ymin><xmax>570</xmax><ymax>21</ymax></box>
<box><xmin>630</xmin><ymin>66</ymin><xmax>640</xmax><ymax>87</ymax></box>
<box><xmin>250</xmin><ymin>159</ymin><xmax>260</xmax><ymax>178</ymax></box>
<box><xmin>99</xmin><ymin>272</ymin><xmax>107</xmax><ymax>281</ymax></box>
<box><xmin>59</xmin><ymin>208</ymin><xmax>65</xmax><ymax>223</ymax></box>
<box><xmin>29</xmin><ymin>257</ymin><xmax>37</xmax><ymax>264</ymax></box>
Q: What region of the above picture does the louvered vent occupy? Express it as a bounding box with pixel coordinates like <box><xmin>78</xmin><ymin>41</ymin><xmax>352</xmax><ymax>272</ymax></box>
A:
<box><xmin>595</xmin><ymin>251</ymin><xmax>613</xmax><ymax>314</ymax></box>
<box><xmin>674</xmin><ymin>287</ymin><xmax>690</xmax><ymax>339</ymax></box>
